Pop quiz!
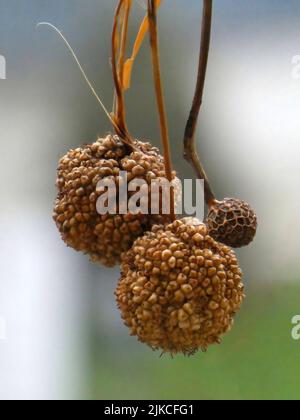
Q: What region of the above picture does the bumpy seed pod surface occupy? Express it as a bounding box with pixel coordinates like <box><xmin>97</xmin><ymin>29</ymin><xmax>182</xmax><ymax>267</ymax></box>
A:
<box><xmin>53</xmin><ymin>134</ymin><xmax>176</xmax><ymax>267</ymax></box>
<box><xmin>116</xmin><ymin>218</ymin><xmax>245</xmax><ymax>355</ymax></box>
<box><xmin>206</xmin><ymin>198</ymin><xmax>257</xmax><ymax>248</ymax></box>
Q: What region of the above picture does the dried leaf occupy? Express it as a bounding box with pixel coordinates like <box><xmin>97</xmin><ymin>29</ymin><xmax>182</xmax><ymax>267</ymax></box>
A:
<box><xmin>123</xmin><ymin>0</ymin><xmax>162</xmax><ymax>90</ymax></box>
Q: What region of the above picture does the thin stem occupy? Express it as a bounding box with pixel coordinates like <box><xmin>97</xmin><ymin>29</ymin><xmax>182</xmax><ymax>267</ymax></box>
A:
<box><xmin>111</xmin><ymin>0</ymin><xmax>132</xmax><ymax>143</ymax></box>
<box><xmin>148</xmin><ymin>0</ymin><xmax>175</xmax><ymax>221</ymax></box>
<box><xmin>112</xmin><ymin>0</ymin><xmax>131</xmax><ymax>123</ymax></box>
<box><xmin>37</xmin><ymin>22</ymin><xmax>117</xmax><ymax>130</ymax></box>
<box><xmin>183</xmin><ymin>0</ymin><xmax>216</xmax><ymax>207</ymax></box>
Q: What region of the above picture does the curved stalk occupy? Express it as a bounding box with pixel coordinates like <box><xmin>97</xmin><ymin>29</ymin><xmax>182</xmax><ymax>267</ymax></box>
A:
<box><xmin>183</xmin><ymin>0</ymin><xmax>216</xmax><ymax>206</ymax></box>
<box><xmin>111</xmin><ymin>0</ymin><xmax>134</xmax><ymax>146</ymax></box>
<box><xmin>148</xmin><ymin>0</ymin><xmax>175</xmax><ymax>221</ymax></box>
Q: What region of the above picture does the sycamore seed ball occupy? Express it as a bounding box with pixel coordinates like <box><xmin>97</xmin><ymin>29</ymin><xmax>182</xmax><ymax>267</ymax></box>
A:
<box><xmin>53</xmin><ymin>134</ymin><xmax>176</xmax><ymax>267</ymax></box>
<box><xmin>206</xmin><ymin>198</ymin><xmax>258</xmax><ymax>248</ymax></box>
<box><xmin>116</xmin><ymin>218</ymin><xmax>245</xmax><ymax>355</ymax></box>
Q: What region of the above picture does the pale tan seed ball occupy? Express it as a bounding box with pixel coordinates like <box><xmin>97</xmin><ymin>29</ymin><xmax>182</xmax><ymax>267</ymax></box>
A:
<box><xmin>116</xmin><ymin>218</ymin><xmax>245</xmax><ymax>355</ymax></box>
<box><xmin>206</xmin><ymin>198</ymin><xmax>257</xmax><ymax>248</ymax></box>
<box><xmin>53</xmin><ymin>134</ymin><xmax>176</xmax><ymax>267</ymax></box>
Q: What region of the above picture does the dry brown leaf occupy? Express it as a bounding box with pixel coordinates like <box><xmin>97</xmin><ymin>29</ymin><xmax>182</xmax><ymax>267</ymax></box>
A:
<box><xmin>123</xmin><ymin>0</ymin><xmax>162</xmax><ymax>90</ymax></box>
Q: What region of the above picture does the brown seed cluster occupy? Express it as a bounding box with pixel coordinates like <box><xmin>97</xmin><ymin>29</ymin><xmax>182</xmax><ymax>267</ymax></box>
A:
<box><xmin>53</xmin><ymin>134</ymin><xmax>176</xmax><ymax>267</ymax></box>
<box><xmin>206</xmin><ymin>198</ymin><xmax>257</xmax><ymax>248</ymax></box>
<box><xmin>116</xmin><ymin>218</ymin><xmax>244</xmax><ymax>355</ymax></box>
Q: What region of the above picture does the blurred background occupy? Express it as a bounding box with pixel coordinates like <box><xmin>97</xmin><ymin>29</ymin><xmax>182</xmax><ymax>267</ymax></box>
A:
<box><xmin>0</xmin><ymin>0</ymin><xmax>300</xmax><ymax>400</ymax></box>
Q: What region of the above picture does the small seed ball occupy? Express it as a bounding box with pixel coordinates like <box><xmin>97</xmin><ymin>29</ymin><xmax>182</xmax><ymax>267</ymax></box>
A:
<box><xmin>53</xmin><ymin>134</ymin><xmax>176</xmax><ymax>267</ymax></box>
<box><xmin>116</xmin><ymin>219</ymin><xmax>245</xmax><ymax>355</ymax></box>
<box><xmin>206</xmin><ymin>198</ymin><xmax>257</xmax><ymax>248</ymax></box>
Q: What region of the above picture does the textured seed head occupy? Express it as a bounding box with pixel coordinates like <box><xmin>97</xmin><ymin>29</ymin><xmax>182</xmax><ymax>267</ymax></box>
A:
<box><xmin>115</xmin><ymin>218</ymin><xmax>245</xmax><ymax>355</ymax></box>
<box><xmin>206</xmin><ymin>198</ymin><xmax>257</xmax><ymax>248</ymax></box>
<box><xmin>53</xmin><ymin>134</ymin><xmax>177</xmax><ymax>267</ymax></box>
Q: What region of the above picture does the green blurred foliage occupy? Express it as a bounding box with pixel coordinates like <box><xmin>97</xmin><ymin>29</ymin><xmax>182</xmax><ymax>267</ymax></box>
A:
<box><xmin>91</xmin><ymin>282</ymin><xmax>300</xmax><ymax>400</ymax></box>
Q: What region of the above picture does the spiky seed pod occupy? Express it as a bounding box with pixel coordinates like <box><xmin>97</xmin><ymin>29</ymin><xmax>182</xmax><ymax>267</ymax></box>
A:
<box><xmin>53</xmin><ymin>134</ymin><xmax>176</xmax><ymax>267</ymax></box>
<box><xmin>116</xmin><ymin>218</ymin><xmax>245</xmax><ymax>355</ymax></box>
<box><xmin>206</xmin><ymin>198</ymin><xmax>257</xmax><ymax>248</ymax></box>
